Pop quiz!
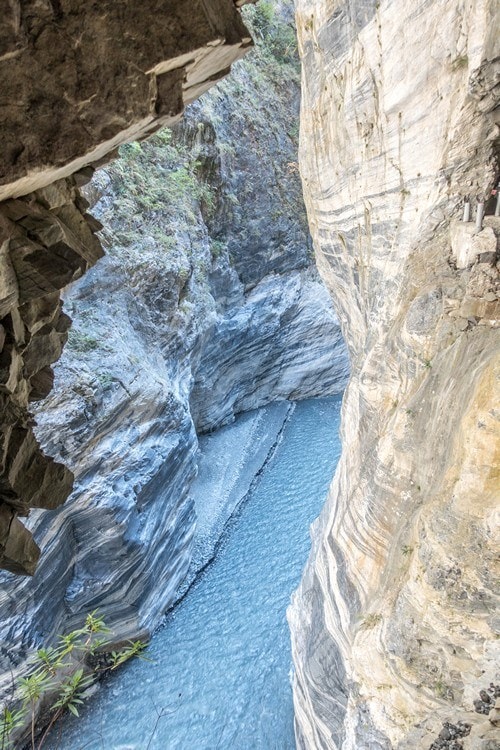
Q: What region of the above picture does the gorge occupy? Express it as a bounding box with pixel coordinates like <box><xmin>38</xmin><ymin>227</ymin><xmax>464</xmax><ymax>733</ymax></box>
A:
<box><xmin>0</xmin><ymin>2</ymin><xmax>349</xmax><ymax>745</ymax></box>
<box><xmin>0</xmin><ymin>0</ymin><xmax>499</xmax><ymax>749</ymax></box>
<box><xmin>45</xmin><ymin>396</ymin><xmax>344</xmax><ymax>750</ymax></box>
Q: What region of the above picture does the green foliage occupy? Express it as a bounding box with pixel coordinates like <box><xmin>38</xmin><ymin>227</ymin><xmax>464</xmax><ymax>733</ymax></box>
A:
<box><xmin>0</xmin><ymin>612</ymin><xmax>147</xmax><ymax>750</ymax></box>
<box><xmin>360</xmin><ymin>613</ymin><xmax>382</xmax><ymax>630</ymax></box>
<box><xmin>249</xmin><ymin>0</ymin><xmax>275</xmax><ymax>35</ymax></box>
<box><xmin>18</xmin><ymin>673</ymin><xmax>52</xmax><ymax>706</ymax></box>
<box><xmin>67</xmin><ymin>331</ymin><xmax>99</xmax><ymax>353</ymax></box>
<box><xmin>107</xmin><ymin>129</ymin><xmax>215</xmax><ymax>248</ymax></box>
<box><xmin>50</xmin><ymin>669</ymin><xmax>92</xmax><ymax>718</ymax></box>
<box><xmin>109</xmin><ymin>640</ymin><xmax>148</xmax><ymax>670</ymax></box>
<box><xmin>210</xmin><ymin>239</ymin><xmax>226</xmax><ymax>260</ymax></box>
<box><xmin>243</xmin><ymin>1</ymin><xmax>299</xmax><ymax>69</ymax></box>
<box><xmin>0</xmin><ymin>708</ymin><xmax>24</xmax><ymax>745</ymax></box>
<box><xmin>96</xmin><ymin>371</ymin><xmax>115</xmax><ymax>389</ymax></box>
<box><xmin>434</xmin><ymin>679</ymin><xmax>453</xmax><ymax>700</ymax></box>
<box><xmin>287</xmin><ymin>121</ymin><xmax>300</xmax><ymax>144</ymax></box>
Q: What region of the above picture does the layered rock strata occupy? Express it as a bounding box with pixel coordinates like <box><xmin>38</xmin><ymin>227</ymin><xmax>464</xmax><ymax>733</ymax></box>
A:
<box><xmin>0</xmin><ymin>178</ymin><xmax>103</xmax><ymax>574</ymax></box>
<box><xmin>290</xmin><ymin>0</ymin><xmax>499</xmax><ymax>748</ymax></box>
<box><xmin>0</xmin><ymin>0</ymin><xmax>252</xmax><ymax>575</ymax></box>
<box><xmin>0</xmin><ymin>0</ymin><xmax>349</xmax><ymax>720</ymax></box>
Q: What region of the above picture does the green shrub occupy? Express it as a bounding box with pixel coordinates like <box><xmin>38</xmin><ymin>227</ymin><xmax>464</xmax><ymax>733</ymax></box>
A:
<box><xmin>210</xmin><ymin>239</ymin><xmax>226</xmax><ymax>260</ymax></box>
<box><xmin>0</xmin><ymin>612</ymin><xmax>147</xmax><ymax>750</ymax></box>
<box><xmin>67</xmin><ymin>331</ymin><xmax>99</xmax><ymax>353</ymax></box>
<box><xmin>243</xmin><ymin>1</ymin><xmax>299</xmax><ymax>68</ymax></box>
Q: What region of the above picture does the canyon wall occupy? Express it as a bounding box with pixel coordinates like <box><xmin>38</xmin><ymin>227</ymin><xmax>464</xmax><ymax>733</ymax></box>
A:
<box><xmin>290</xmin><ymin>0</ymin><xmax>499</xmax><ymax>748</ymax></box>
<box><xmin>0</xmin><ymin>0</ymin><xmax>348</xmax><ymax>714</ymax></box>
<box><xmin>0</xmin><ymin>0</ymin><xmax>254</xmax><ymax>577</ymax></box>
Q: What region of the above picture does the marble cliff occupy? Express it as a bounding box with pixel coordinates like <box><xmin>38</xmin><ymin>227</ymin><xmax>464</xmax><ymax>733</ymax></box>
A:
<box><xmin>0</xmin><ymin>0</ymin><xmax>348</xmax><ymax>720</ymax></box>
<box><xmin>289</xmin><ymin>0</ymin><xmax>499</xmax><ymax>748</ymax></box>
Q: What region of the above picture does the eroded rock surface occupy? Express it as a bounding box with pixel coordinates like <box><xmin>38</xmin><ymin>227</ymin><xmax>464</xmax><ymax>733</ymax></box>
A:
<box><xmin>0</xmin><ymin>178</ymin><xmax>103</xmax><ymax>574</ymax></box>
<box><xmin>0</xmin><ymin>0</ymin><xmax>348</xmax><ymax>718</ymax></box>
<box><xmin>0</xmin><ymin>0</ymin><xmax>252</xmax><ymax>576</ymax></box>
<box><xmin>0</xmin><ymin>0</ymin><xmax>252</xmax><ymax>200</ymax></box>
<box><xmin>290</xmin><ymin>0</ymin><xmax>499</xmax><ymax>748</ymax></box>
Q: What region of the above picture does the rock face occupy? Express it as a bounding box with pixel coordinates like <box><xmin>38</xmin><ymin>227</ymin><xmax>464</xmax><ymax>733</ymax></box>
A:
<box><xmin>289</xmin><ymin>0</ymin><xmax>499</xmax><ymax>748</ymax></box>
<box><xmin>0</xmin><ymin>0</ymin><xmax>252</xmax><ymax>576</ymax></box>
<box><xmin>0</xmin><ymin>0</ymin><xmax>252</xmax><ymax>200</ymax></box>
<box><xmin>0</xmin><ymin>0</ymin><xmax>348</xmax><ymax>714</ymax></box>
<box><xmin>0</xmin><ymin>179</ymin><xmax>103</xmax><ymax>575</ymax></box>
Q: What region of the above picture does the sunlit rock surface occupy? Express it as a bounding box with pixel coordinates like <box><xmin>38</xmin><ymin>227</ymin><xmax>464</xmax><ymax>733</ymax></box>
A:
<box><xmin>290</xmin><ymin>0</ymin><xmax>499</xmax><ymax>748</ymax></box>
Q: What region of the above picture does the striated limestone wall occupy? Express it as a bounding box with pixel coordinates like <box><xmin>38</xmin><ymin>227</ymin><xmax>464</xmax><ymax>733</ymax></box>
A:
<box><xmin>289</xmin><ymin>0</ymin><xmax>499</xmax><ymax>748</ymax></box>
<box><xmin>0</xmin><ymin>0</ymin><xmax>252</xmax><ymax>575</ymax></box>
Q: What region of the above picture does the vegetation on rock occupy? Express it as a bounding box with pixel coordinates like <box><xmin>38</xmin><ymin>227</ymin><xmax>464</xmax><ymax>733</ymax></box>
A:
<box><xmin>0</xmin><ymin>613</ymin><xmax>146</xmax><ymax>750</ymax></box>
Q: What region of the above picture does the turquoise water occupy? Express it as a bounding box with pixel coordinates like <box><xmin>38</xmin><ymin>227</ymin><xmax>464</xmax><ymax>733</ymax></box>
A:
<box><xmin>49</xmin><ymin>396</ymin><xmax>342</xmax><ymax>750</ymax></box>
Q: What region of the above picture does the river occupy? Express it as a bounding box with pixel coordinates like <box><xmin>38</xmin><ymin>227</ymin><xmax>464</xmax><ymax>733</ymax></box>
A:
<box><xmin>48</xmin><ymin>395</ymin><xmax>342</xmax><ymax>750</ymax></box>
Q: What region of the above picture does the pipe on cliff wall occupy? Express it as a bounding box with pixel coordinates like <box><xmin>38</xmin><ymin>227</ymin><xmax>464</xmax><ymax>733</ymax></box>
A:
<box><xmin>475</xmin><ymin>201</ymin><xmax>485</xmax><ymax>232</ymax></box>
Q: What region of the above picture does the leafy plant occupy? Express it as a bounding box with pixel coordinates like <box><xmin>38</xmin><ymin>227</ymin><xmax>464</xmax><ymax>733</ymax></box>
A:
<box><xmin>243</xmin><ymin>1</ymin><xmax>299</xmax><ymax>69</ymax></box>
<box><xmin>96</xmin><ymin>371</ymin><xmax>115</xmax><ymax>389</ymax></box>
<box><xmin>67</xmin><ymin>330</ymin><xmax>99</xmax><ymax>353</ymax></box>
<box><xmin>0</xmin><ymin>612</ymin><xmax>147</xmax><ymax>750</ymax></box>
<box><xmin>247</xmin><ymin>0</ymin><xmax>275</xmax><ymax>37</ymax></box>
<box><xmin>360</xmin><ymin>613</ymin><xmax>382</xmax><ymax>630</ymax></box>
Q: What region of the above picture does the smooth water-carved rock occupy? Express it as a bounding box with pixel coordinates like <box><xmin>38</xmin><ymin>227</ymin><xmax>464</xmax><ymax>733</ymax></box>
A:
<box><xmin>190</xmin><ymin>270</ymin><xmax>347</xmax><ymax>431</ymax></box>
<box><xmin>290</xmin><ymin>0</ymin><xmax>499</xmax><ymax>747</ymax></box>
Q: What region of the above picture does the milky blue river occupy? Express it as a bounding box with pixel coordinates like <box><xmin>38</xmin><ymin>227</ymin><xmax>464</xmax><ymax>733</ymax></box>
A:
<box><xmin>49</xmin><ymin>396</ymin><xmax>342</xmax><ymax>750</ymax></box>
